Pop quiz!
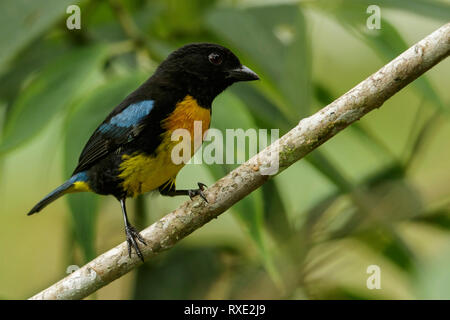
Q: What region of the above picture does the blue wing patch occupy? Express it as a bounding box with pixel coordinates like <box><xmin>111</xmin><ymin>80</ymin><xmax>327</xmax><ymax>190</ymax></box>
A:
<box><xmin>99</xmin><ymin>100</ymin><xmax>154</xmax><ymax>134</ymax></box>
<box><xmin>72</xmin><ymin>100</ymin><xmax>155</xmax><ymax>174</ymax></box>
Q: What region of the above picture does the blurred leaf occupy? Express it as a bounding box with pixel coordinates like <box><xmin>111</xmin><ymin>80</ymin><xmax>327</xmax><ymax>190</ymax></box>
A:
<box><xmin>363</xmin><ymin>165</ymin><xmax>405</xmax><ymax>187</ymax></box>
<box><xmin>384</xmin><ymin>0</ymin><xmax>450</xmax><ymax>21</ymax></box>
<box><xmin>0</xmin><ymin>37</ymin><xmax>70</xmax><ymax>106</ymax></box>
<box><xmin>404</xmin><ymin>110</ymin><xmax>443</xmax><ymax>170</ymax></box>
<box><xmin>303</xmin><ymin>191</ymin><xmax>341</xmax><ymax>231</ymax></box>
<box><xmin>414</xmin><ymin>209</ymin><xmax>450</xmax><ymax>230</ymax></box>
<box><xmin>206</xmin><ymin>7</ymin><xmax>284</xmax><ymax>82</ymax></box>
<box><xmin>246</xmin><ymin>3</ymin><xmax>298</xmax><ymax>33</ymax></box>
<box><xmin>415</xmin><ymin>245</ymin><xmax>450</xmax><ymax>299</ymax></box>
<box><xmin>133</xmin><ymin>245</ymin><xmax>230</xmax><ymax>299</ymax></box>
<box><xmin>313</xmin><ymin>82</ymin><xmax>334</xmax><ymax>110</ymax></box>
<box><xmin>227</xmin><ymin>263</ymin><xmax>281</xmax><ymax>299</ymax></box>
<box><xmin>278</xmin><ymin>6</ymin><xmax>311</xmax><ymax>117</ymax></box>
<box><xmin>325</xmin><ymin>0</ymin><xmax>450</xmax><ymax>22</ymax></box>
<box><xmin>65</xmin><ymin>193</ymin><xmax>98</xmax><ymax>261</ymax></box>
<box><xmin>207</xmin><ymin>4</ymin><xmax>313</xmax><ymax>119</ymax></box>
<box><xmin>245</xmin><ymin>3</ymin><xmax>310</xmax><ymax>118</ymax></box>
<box><xmin>0</xmin><ymin>0</ymin><xmax>79</xmax><ymax>71</ymax></box>
<box><xmin>230</xmin><ymin>85</ymin><xmax>290</xmax><ymax>133</ymax></box>
<box><xmin>64</xmin><ymin>73</ymin><xmax>145</xmax><ymax>261</ymax></box>
<box><xmin>0</xmin><ymin>45</ymin><xmax>108</xmax><ymax>154</ymax></box>
<box><xmin>207</xmin><ymin>162</ymin><xmax>282</xmax><ymax>288</ymax></box>
<box><xmin>354</xmin><ymin>227</ymin><xmax>415</xmax><ymax>272</ymax></box>
<box><xmin>318</xmin><ymin>2</ymin><xmax>447</xmax><ymax>114</ymax></box>
<box><xmin>262</xmin><ymin>180</ymin><xmax>292</xmax><ymax>244</ymax></box>
<box><xmin>134</xmin><ymin>195</ymin><xmax>148</xmax><ymax>229</ymax></box>
<box><xmin>310</xmin><ymin>0</ymin><xmax>450</xmax><ymax>22</ymax></box>
<box><xmin>330</xmin><ymin>174</ymin><xmax>423</xmax><ymax>241</ymax></box>
<box><xmin>317</xmin><ymin>286</ymin><xmax>384</xmax><ymax>300</ymax></box>
<box><xmin>233</xmin><ymin>190</ymin><xmax>283</xmax><ymax>285</ymax></box>
<box><xmin>306</xmin><ymin>151</ymin><xmax>353</xmax><ymax>192</ymax></box>
<box><xmin>152</xmin><ymin>0</ymin><xmax>217</xmax><ymax>39</ymax></box>
<box><xmin>301</xmin><ymin>164</ymin><xmax>422</xmax><ymax>254</ymax></box>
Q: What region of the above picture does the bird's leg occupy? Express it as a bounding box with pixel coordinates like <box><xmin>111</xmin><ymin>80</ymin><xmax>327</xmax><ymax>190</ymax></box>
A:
<box><xmin>159</xmin><ymin>182</ymin><xmax>208</xmax><ymax>203</ymax></box>
<box><xmin>120</xmin><ymin>198</ymin><xmax>147</xmax><ymax>262</ymax></box>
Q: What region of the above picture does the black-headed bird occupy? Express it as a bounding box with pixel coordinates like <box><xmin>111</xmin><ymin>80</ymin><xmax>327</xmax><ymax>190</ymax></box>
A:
<box><xmin>27</xmin><ymin>43</ymin><xmax>259</xmax><ymax>261</ymax></box>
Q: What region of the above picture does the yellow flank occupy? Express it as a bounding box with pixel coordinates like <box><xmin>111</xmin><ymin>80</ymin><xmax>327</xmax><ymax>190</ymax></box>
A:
<box><xmin>119</xmin><ymin>95</ymin><xmax>211</xmax><ymax>197</ymax></box>
<box><xmin>72</xmin><ymin>181</ymin><xmax>91</xmax><ymax>192</ymax></box>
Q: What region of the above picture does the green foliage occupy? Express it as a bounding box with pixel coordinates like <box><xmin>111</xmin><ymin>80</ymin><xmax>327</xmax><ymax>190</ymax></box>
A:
<box><xmin>1</xmin><ymin>0</ymin><xmax>449</xmax><ymax>299</ymax></box>
<box><xmin>1</xmin><ymin>45</ymin><xmax>108</xmax><ymax>154</ymax></box>
<box><xmin>0</xmin><ymin>0</ymin><xmax>80</xmax><ymax>71</ymax></box>
<box><xmin>415</xmin><ymin>245</ymin><xmax>450</xmax><ymax>299</ymax></box>
<box><xmin>133</xmin><ymin>245</ymin><xmax>229</xmax><ymax>299</ymax></box>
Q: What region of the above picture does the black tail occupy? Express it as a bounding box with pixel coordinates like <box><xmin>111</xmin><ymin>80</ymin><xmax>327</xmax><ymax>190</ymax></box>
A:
<box><xmin>27</xmin><ymin>181</ymin><xmax>74</xmax><ymax>215</ymax></box>
<box><xmin>27</xmin><ymin>172</ymin><xmax>89</xmax><ymax>215</ymax></box>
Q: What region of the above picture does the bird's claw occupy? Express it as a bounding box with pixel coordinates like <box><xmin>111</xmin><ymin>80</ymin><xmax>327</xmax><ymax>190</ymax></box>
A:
<box><xmin>188</xmin><ymin>182</ymin><xmax>208</xmax><ymax>203</ymax></box>
<box><xmin>125</xmin><ymin>224</ymin><xmax>147</xmax><ymax>262</ymax></box>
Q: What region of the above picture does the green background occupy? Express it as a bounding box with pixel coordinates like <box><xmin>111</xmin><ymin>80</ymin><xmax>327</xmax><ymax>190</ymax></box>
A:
<box><xmin>0</xmin><ymin>0</ymin><xmax>449</xmax><ymax>299</ymax></box>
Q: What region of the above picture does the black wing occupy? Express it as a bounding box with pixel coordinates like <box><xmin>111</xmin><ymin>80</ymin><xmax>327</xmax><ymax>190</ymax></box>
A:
<box><xmin>72</xmin><ymin>100</ymin><xmax>155</xmax><ymax>174</ymax></box>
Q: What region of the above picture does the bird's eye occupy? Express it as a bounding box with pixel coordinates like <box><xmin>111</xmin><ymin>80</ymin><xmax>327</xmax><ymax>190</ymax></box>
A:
<box><xmin>208</xmin><ymin>53</ymin><xmax>222</xmax><ymax>65</ymax></box>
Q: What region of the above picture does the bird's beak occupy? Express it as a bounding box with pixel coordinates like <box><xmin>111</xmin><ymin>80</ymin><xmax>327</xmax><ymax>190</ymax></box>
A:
<box><xmin>227</xmin><ymin>65</ymin><xmax>260</xmax><ymax>82</ymax></box>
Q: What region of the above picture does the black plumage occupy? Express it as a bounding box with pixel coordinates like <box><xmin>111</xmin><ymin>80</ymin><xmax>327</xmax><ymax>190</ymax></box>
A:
<box><xmin>28</xmin><ymin>43</ymin><xmax>259</xmax><ymax>261</ymax></box>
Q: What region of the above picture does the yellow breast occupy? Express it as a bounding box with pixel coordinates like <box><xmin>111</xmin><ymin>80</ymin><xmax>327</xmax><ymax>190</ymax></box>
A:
<box><xmin>118</xmin><ymin>95</ymin><xmax>211</xmax><ymax>197</ymax></box>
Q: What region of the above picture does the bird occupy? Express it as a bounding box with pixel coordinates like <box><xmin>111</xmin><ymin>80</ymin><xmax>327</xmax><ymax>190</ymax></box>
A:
<box><xmin>27</xmin><ymin>43</ymin><xmax>259</xmax><ymax>262</ymax></box>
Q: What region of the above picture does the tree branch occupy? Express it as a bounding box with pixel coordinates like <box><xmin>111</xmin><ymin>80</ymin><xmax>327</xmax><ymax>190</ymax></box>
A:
<box><xmin>30</xmin><ymin>23</ymin><xmax>450</xmax><ymax>300</ymax></box>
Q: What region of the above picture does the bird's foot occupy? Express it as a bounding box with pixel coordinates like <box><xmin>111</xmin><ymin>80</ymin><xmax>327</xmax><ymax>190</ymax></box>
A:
<box><xmin>188</xmin><ymin>182</ymin><xmax>208</xmax><ymax>203</ymax></box>
<box><xmin>125</xmin><ymin>224</ymin><xmax>147</xmax><ymax>262</ymax></box>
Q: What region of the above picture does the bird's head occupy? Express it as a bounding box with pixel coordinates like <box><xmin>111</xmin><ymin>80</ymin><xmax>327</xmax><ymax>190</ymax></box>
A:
<box><xmin>155</xmin><ymin>43</ymin><xmax>259</xmax><ymax>105</ymax></box>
